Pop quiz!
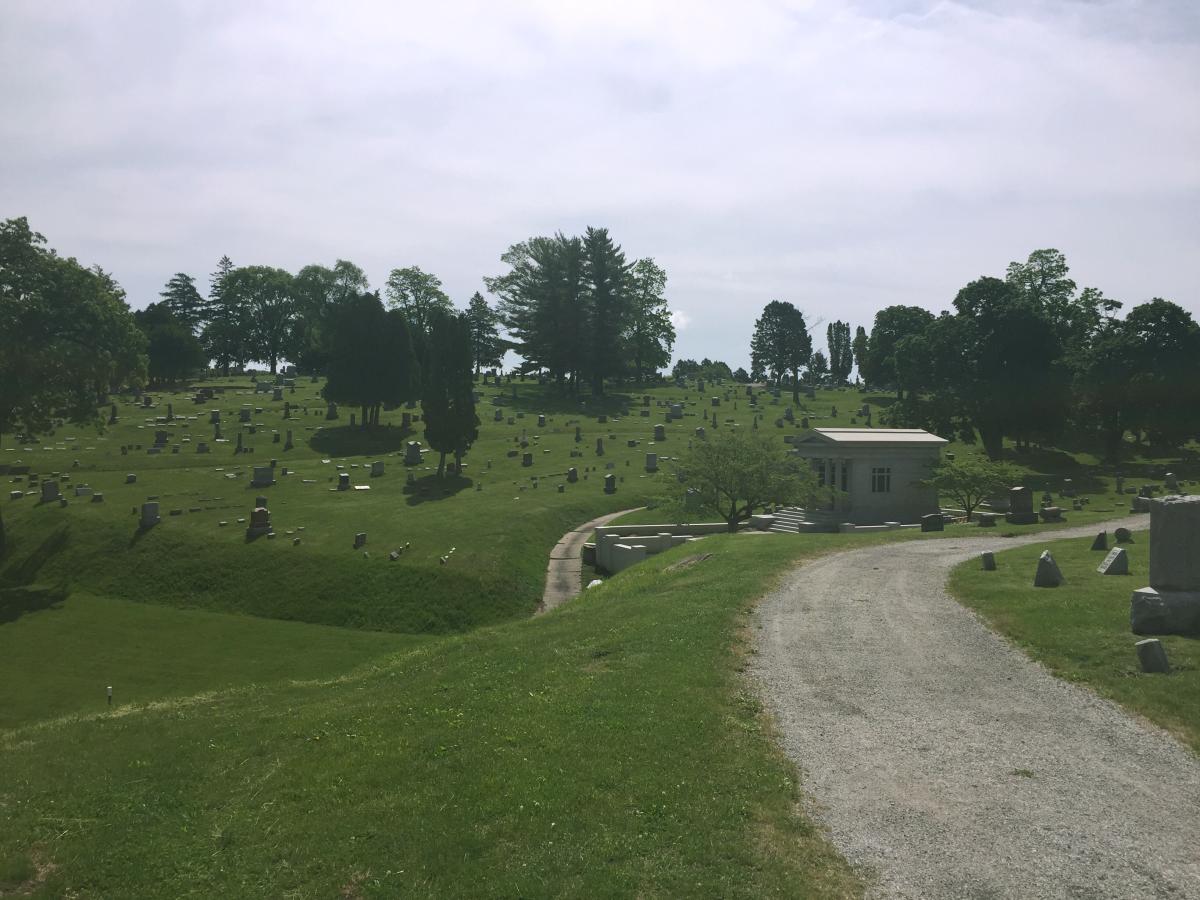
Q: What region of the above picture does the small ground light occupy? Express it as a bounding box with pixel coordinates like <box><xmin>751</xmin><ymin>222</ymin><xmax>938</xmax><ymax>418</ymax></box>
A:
<box><xmin>107</xmin><ymin>685</ymin><xmax>113</xmax><ymax>707</ymax></box>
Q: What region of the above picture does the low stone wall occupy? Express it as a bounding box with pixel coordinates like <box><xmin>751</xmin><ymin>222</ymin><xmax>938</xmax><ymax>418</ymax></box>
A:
<box><xmin>593</xmin><ymin>528</ymin><xmax>694</xmax><ymax>573</ymax></box>
<box><xmin>837</xmin><ymin>521</ymin><xmax>921</xmax><ymax>534</ymax></box>
<box><xmin>594</xmin><ymin>522</ymin><xmax>733</xmax><ymax>538</ymax></box>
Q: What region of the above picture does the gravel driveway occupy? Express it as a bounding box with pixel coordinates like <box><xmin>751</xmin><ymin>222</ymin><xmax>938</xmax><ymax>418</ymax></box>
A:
<box><xmin>751</xmin><ymin>517</ymin><xmax>1200</xmax><ymax>899</ymax></box>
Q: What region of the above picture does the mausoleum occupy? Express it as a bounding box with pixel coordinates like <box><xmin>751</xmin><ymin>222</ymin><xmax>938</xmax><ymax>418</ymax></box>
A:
<box><xmin>788</xmin><ymin>428</ymin><xmax>947</xmax><ymax>527</ymax></box>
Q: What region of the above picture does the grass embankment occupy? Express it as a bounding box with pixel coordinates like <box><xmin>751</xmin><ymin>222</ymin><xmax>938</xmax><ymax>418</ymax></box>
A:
<box><xmin>1</xmin><ymin>533</ymin><xmax>867</xmax><ymax>898</ymax></box>
<box><xmin>949</xmin><ymin>530</ymin><xmax>1199</xmax><ymax>753</ymax></box>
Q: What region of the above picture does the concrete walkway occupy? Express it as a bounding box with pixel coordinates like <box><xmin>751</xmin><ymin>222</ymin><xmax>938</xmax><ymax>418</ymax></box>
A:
<box><xmin>538</xmin><ymin>508</ymin><xmax>643</xmax><ymax>614</ymax></box>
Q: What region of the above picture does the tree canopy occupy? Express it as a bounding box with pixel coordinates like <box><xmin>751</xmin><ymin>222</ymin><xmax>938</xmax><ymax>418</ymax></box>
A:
<box><xmin>750</xmin><ymin>300</ymin><xmax>811</xmax><ymax>401</ymax></box>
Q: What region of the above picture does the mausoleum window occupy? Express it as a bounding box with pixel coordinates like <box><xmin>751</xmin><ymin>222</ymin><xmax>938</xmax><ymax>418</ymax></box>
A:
<box><xmin>871</xmin><ymin>467</ymin><xmax>891</xmax><ymax>493</ymax></box>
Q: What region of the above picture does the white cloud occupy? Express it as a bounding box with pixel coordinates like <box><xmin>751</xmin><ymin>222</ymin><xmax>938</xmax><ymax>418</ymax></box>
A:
<box><xmin>1</xmin><ymin>0</ymin><xmax>1196</xmax><ymax>368</ymax></box>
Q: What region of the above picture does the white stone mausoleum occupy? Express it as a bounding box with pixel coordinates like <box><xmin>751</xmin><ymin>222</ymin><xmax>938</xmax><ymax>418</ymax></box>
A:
<box><xmin>788</xmin><ymin>428</ymin><xmax>947</xmax><ymax>526</ymax></box>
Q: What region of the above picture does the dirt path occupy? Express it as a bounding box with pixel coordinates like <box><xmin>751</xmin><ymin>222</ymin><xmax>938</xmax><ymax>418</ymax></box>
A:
<box><xmin>538</xmin><ymin>508</ymin><xmax>642</xmax><ymax>614</ymax></box>
<box><xmin>751</xmin><ymin>516</ymin><xmax>1200</xmax><ymax>899</ymax></box>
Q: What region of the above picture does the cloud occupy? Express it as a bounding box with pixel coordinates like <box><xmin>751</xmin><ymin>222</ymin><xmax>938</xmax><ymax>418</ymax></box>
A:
<box><xmin>670</xmin><ymin>308</ymin><xmax>691</xmax><ymax>331</ymax></box>
<box><xmin>1</xmin><ymin>0</ymin><xmax>1196</xmax><ymax>368</ymax></box>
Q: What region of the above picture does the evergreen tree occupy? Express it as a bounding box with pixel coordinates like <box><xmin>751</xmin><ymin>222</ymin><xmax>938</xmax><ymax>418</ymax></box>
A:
<box><xmin>323</xmin><ymin>292</ymin><xmax>419</xmax><ymax>427</ymax></box>
<box><xmin>201</xmin><ymin>255</ymin><xmax>244</xmax><ymax>375</ymax></box>
<box><xmin>422</xmin><ymin>311</ymin><xmax>479</xmax><ymax>477</ymax></box>
<box><xmin>582</xmin><ymin>227</ymin><xmax>631</xmax><ymax>395</ymax></box>
<box><xmin>851</xmin><ymin>325</ymin><xmax>869</xmax><ymax>381</ymax></box>
<box><xmin>465</xmin><ymin>291</ymin><xmax>504</xmax><ymax>374</ymax></box>
<box><xmin>134</xmin><ymin>302</ymin><xmax>206</xmax><ymax>386</ymax></box>
<box><xmin>826</xmin><ymin>320</ymin><xmax>853</xmax><ymax>385</ymax></box>
<box><xmin>159</xmin><ymin>273</ymin><xmax>207</xmax><ymax>334</ymax></box>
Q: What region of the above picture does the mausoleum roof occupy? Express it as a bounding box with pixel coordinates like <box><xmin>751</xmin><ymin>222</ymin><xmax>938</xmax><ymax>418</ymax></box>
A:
<box><xmin>798</xmin><ymin>428</ymin><xmax>948</xmax><ymax>447</ymax></box>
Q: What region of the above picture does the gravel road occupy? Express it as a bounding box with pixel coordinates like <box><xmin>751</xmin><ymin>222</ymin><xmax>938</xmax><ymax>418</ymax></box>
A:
<box><xmin>750</xmin><ymin>517</ymin><xmax>1200</xmax><ymax>899</ymax></box>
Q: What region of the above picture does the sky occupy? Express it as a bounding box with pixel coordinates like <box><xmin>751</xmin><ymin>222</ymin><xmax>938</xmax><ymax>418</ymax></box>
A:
<box><xmin>2</xmin><ymin>0</ymin><xmax>1198</xmax><ymax>370</ymax></box>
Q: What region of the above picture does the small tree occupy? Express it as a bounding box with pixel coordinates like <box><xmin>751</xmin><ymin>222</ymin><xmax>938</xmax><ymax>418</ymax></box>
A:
<box><xmin>675</xmin><ymin>429</ymin><xmax>818</xmax><ymax>531</ymax></box>
<box><xmin>920</xmin><ymin>455</ymin><xmax>1021</xmax><ymax>521</ymax></box>
<box><xmin>422</xmin><ymin>312</ymin><xmax>479</xmax><ymax>477</ymax></box>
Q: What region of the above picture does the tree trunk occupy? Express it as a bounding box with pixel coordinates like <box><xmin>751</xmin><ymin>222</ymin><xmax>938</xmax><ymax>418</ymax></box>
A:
<box><xmin>437</xmin><ymin>451</ymin><xmax>446</xmax><ymax>479</ymax></box>
<box><xmin>979</xmin><ymin>424</ymin><xmax>1004</xmax><ymax>460</ymax></box>
<box><xmin>360</xmin><ymin>405</ymin><xmax>368</xmax><ymax>429</ymax></box>
<box><xmin>0</xmin><ymin>505</ymin><xmax>6</xmax><ymax>556</ymax></box>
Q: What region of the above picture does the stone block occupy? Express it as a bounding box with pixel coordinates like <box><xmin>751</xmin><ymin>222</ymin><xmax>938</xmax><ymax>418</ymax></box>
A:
<box><xmin>1034</xmin><ymin>550</ymin><xmax>1063</xmax><ymax>587</ymax></box>
<box><xmin>1090</xmin><ymin>531</ymin><xmax>1107</xmax><ymax>551</ymax></box>
<box><xmin>1148</xmin><ymin>495</ymin><xmax>1200</xmax><ymax>591</ymax></box>
<box><xmin>1129</xmin><ymin>587</ymin><xmax>1200</xmax><ymax>636</ymax></box>
<box><xmin>1135</xmin><ymin>638</ymin><xmax>1170</xmax><ymax>674</ymax></box>
<box><xmin>920</xmin><ymin>513</ymin><xmax>944</xmax><ymax>532</ymax></box>
<box><xmin>1097</xmin><ymin>547</ymin><xmax>1129</xmax><ymax>576</ymax></box>
<box><xmin>981</xmin><ymin>551</ymin><xmax>996</xmax><ymax>571</ymax></box>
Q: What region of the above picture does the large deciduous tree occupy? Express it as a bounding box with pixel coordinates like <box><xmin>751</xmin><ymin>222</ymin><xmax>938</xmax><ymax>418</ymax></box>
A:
<box><xmin>223</xmin><ymin>266</ymin><xmax>296</xmax><ymax>374</ymax></box>
<box><xmin>750</xmin><ymin>300</ymin><xmax>811</xmax><ymax>402</ymax></box>
<box><xmin>290</xmin><ymin>260</ymin><xmax>369</xmax><ymax>373</ymax></box>
<box><xmin>623</xmin><ymin>258</ymin><xmax>675</xmax><ymax>383</ymax></box>
<box><xmin>384</xmin><ymin>265</ymin><xmax>453</xmax><ymax>340</ymax></box>
<box><xmin>421</xmin><ymin>311</ymin><xmax>479</xmax><ymax>477</ymax></box>
<box><xmin>861</xmin><ymin>305</ymin><xmax>935</xmax><ymax>398</ymax></box>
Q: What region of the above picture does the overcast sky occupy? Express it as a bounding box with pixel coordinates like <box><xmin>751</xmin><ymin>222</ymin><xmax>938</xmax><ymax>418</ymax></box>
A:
<box><xmin>2</xmin><ymin>0</ymin><xmax>1197</xmax><ymax>369</ymax></box>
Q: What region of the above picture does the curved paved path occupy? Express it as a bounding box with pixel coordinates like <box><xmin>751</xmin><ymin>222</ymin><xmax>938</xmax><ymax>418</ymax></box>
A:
<box><xmin>539</xmin><ymin>508</ymin><xmax>643</xmax><ymax>614</ymax></box>
<box><xmin>751</xmin><ymin>516</ymin><xmax>1200</xmax><ymax>899</ymax></box>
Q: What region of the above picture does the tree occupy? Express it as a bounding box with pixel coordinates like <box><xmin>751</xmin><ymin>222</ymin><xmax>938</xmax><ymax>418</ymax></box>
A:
<box><xmin>808</xmin><ymin>350</ymin><xmax>829</xmax><ymax>384</ymax></box>
<box><xmin>465</xmin><ymin>292</ymin><xmax>504</xmax><ymax>374</ymax></box>
<box><xmin>0</xmin><ymin>218</ymin><xmax>147</xmax><ymax>551</ymax></box>
<box><xmin>134</xmin><ymin>302</ymin><xmax>206</xmax><ymax>386</ymax></box>
<box><xmin>201</xmin><ymin>255</ymin><xmax>244</xmax><ymax>375</ymax></box>
<box><xmin>422</xmin><ymin>312</ymin><xmax>479</xmax><ymax>477</ymax></box>
<box><xmin>159</xmin><ymin>273</ymin><xmax>207</xmax><ymax>334</ymax></box>
<box><xmin>624</xmin><ymin>258</ymin><xmax>675</xmax><ymax>383</ymax></box>
<box><xmin>861</xmin><ymin>305</ymin><xmax>935</xmax><ymax>397</ymax></box>
<box><xmin>290</xmin><ymin>260</ymin><xmax>369</xmax><ymax>373</ymax></box>
<box><xmin>675</xmin><ymin>429</ymin><xmax>818</xmax><ymax>531</ymax></box>
<box><xmin>750</xmin><ymin>300</ymin><xmax>811</xmax><ymax>402</ymax></box>
<box><xmin>582</xmin><ymin>227</ymin><xmax>631</xmax><ymax>395</ymax></box>
<box><xmin>323</xmin><ymin>292</ymin><xmax>420</xmax><ymax>427</ymax></box>
<box><xmin>920</xmin><ymin>455</ymin><xmax>1020</xmax><ymax>521</ymax></box>
<box><xmin>826</xmin><ymin>321</ymin><xmax>853</xmax><ymax>385</ymax></box>
<box><xmin>851</xmin><ymin>325</ymin><xmax>868</xmax><ymax>381</ymax></box>
<box><xmin>384</xmin><ymin>266</ymin><xmax>453</xmax><ymax>339</ymax></box>
<box><xmin>223</xmin><ymin>266</ymin><xmax>296</xmax><ymax>374</ymax></box>
<box><xmin>1120</xmin><ymin>299</ymin><xmax>1200</xmax><ymax>449</ymax></box>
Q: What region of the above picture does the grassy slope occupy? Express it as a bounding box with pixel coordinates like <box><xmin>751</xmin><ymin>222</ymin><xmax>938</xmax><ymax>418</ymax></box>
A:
<box><xmin>0</xmin><ymin>592</ymin><xmax>415</xmax><ymax>729</ymax></box>
<box><xmin>0</xmin><ymin>534</ymin><xmax>873</xmax><ymax>899</ymax></box>
<box><xmin>948</xmin><ymin>530</ymin><xmax>1199</xmax><ymax>753</ymax></box>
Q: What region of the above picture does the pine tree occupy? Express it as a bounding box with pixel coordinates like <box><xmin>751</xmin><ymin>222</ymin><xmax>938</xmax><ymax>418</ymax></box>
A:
<box><xmin>826</xmin><ymin>320</ymin><xmax>853</xmax><ymax>385</ymax></box>
<box><xmin>159</xmin><ymin>273</ymin><xmax>207</xmax><ymax>334</ymax></box>
<box><xmin>465</xmin><ymin>292</ymin><xmax>504</xmax><ymax>374</ymax></box>
<box><xmin>582</xmin><ymin>227</ymin><xmax>630</xmax><ymax>395</ymax></box>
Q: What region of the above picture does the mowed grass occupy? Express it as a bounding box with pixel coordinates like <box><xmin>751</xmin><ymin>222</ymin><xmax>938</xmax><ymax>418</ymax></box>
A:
<box><xmin>0</xmin><ymin>533</ymin><xmax>872</xmax><ymax>899</ymax></box>
<box><xmin>0</xmin><ymin>592</ymin><xmax>415</xmax><ymax>729</ymax></box>
<box><xmin>948</xmin><ymin>530</ymin><xmax>1200</xmax><ymax>753</ymax></box>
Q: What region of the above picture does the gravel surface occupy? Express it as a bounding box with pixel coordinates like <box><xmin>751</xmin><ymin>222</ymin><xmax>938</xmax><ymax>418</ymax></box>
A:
<box><xmin>750</xmin><ymin>517</ymin><xmax>1200</xmax><ymax>899</ymax></box>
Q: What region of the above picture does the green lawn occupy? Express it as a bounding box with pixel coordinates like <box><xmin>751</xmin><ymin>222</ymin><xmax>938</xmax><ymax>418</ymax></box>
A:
<box><xmin>948</xmin><ymin>529</ymin><xmax>1200</xmax><ymax>753</ymax></box>
<box><xmin>0</xmin><ymin>533</ymin><xmax>872</xmax><ymax>899</ymax></box>
<box><xmin>0</xmin><ymin>591</ymin><xmax>415</xmax><ymax>729</ymax></box>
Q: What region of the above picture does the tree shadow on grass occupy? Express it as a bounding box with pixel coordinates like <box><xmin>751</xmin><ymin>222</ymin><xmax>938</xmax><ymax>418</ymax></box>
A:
<box><xmin>1</xmin><ymin>525</ymin><xmax>70</xmax><ymax>588</ymax></box>
<box><xmin>308</xmin><ymin>424</ymin><xmax>413</xmax><ymax>458</ymax></box>
<box><xmin>403</xmin><ymin>473</ymin><xmax>474</xmax><ymax>506</ymax></box>
<box><xmin>0</xmin><ymin>584</ymin><xmax>69</xmax><ymax>624</ymax></box>
<box><xmin>1001</xmin><ymin>447</ymin><xmax>1108</xmax><ymax>493</ymax></box>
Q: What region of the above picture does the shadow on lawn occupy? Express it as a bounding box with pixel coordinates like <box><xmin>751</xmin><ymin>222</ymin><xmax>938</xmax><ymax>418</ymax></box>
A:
<box><xmin>403</xmin><ymin>473</ymin><xmax>473</xmax><ymax>506</ymax></box>
<box><xmin>308</xmin><ymin>424</ymin><xmax>414</xmax><ymax>457</ymax></box>
<box><xmin>1</xmin><ymin>525</ymin><xmax>70</xmax><ymax>588</ymax></box>
<box><xmin>0</xmin><ymin>584</ymin><xmax>69</xmax><ymax>624</ymax></box>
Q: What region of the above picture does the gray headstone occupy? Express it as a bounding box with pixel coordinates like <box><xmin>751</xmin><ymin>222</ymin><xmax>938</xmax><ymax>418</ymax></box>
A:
<box><xmin>1034</xmin><ymin>550</ymin><xmax>1063</xmax><ymax>587</ymax></box>
<box><xmin>981</xmin><ymin>551</ymin><xmax>996</xmax><ymax>571</ymax></box>
<box><xmin>1090</xmin><ymin>531</ymin><xmax>1108</xmax><ymax>551</ymax></box>
<box><xmin>1135</xmin><ymin>638</ymin><xmax>1170</xmax><ymax>674</ymax></box>
<box><xmin>1115</xmin><ymin>527</ymin><xmax>1134</xmax><ymax>544</ymax></box>
<box><xmin>1097</xmin><ymin>547</ymin><xmax>1129</xmax><ymax>576</ymax></box>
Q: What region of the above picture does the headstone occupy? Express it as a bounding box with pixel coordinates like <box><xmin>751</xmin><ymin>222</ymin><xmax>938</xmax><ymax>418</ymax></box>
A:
<box><xmin>140</xmin><ymin>501</ymin><xmax>160</xmax><ymax>528</ymax></box>
<box><xmin>126</xmin><ymin>473</ymin><xmax>137</xmax><ymax>484</ymax></box>
<box><xmin>597</xmin><ymin>415</ymin><xmax>607</xmax><ymax>424</ymax></box>
<box><xmin>40</xmin><ymin>480</ymin><xmax>60</xmax><ymax>502</ymax></box>
<box><xmin>239</xmin><ymin>408</ymin><xmax>251</xmax><ymax>423</ymax></box>
<box><xmin>404</xmin><ymin>441</ymin><xmax>422</xmax><ymax>466</ymax></box>
<box><xmin>1033</xmin><ymin>550</ymin><xmax>1063</xmax><ymax>587</ymax></box>
<box><xmin>566</xmin><ymin>467</ymin><xmax>578</xmax><ymax>483</ymax></box>
<box><xmin>645</xmin><ymin>453</ymin><xmax>658</xmax><ymax>473</ymax></box>
<box><xmin>653</xmin><ymin>424</ymin><xmax>666</xmax><ymax>441</ymax></box>
<box><xmin>273</xmin><ymin>387</ymin><xmax>283</xmax><ymax>401</ymax></box>
<box><xmin>711</xmin><ymin>397</ymin><xmax>720</xmax><ymax>407</ymax></box>
<box><xmin>1098</xmin><ymin>547</ymin><xmax>1129</xmax><ymax>576</ymax></box>
<box><xmin>1005</xmin><ymin>486</ymin><xmax>1038</xmax><ymax>525</ymax></box>
<box><xmin>800</xmin><ymin>417</ymin><xmax>809</xmax><ymax>429</ymax></box>
<box><xmin>354</xmin><ymin>532</ymin><xmax>367</xmax><ymax>549</ymax></box>
<box><xmin>538</xmin><ymin>414</ymin><xmax>546</xmax><ymax>428</ymax></box>
<box><xmin>495</xmin><ymin>409</ymin><xmax>503</xmax><ymax>422</ymax></box>
<box><xmin>920</xmin><ymin>513</ymin><xmax>944</xmax><ymax>532</ymax></box>
<box><xmin>595</xmin><ymin>438</ymin><xmax>604</xmax><ymax>456</ymax></box>
<box><xmin>338</xmin><ymin>472</ymin><xmax>351</xmax><ymax>490</ymax></box>
<box><xmin>371</xmin><ymin>460</ymin><xmax>384</xmax><ymax>477</ymax></box>
<box><xmin>246</xmin><ymin>506</ymin><xmax>271</xmax><ymax>537</ymax></box>
<box><xmin>1165</xmin><ymin>472</ymin><xmax>1179</xmax><ymax>493</ymax></box>
<box><xmin>695</xmin><ymin>426</ymin><xmax>706</xmax><ymax>440</ymax></box>
<box><xmin>1091</xmin><ymin>531</ymin><xmax>1108</xmax><ymax>551</ymax></box>
<box><xmin>977</xmin><ymin>512</ymin><xmax>998</xmax><ymax>528</ymax></box>
<box><xmin>252</xmin><ymin>466</ymin><xmax>275</xmax><ymax>487</ymax></box>
<box><xmin>981</xmin><ymin>551</ymin><xmax>996</xmax><ymax>571</ymax></box>
<box><xmin>326</xmin><ymin>402</ymin><xmax>339</xmax><ymax>420</ymax></box>
<box><xmin>284</xmin><ymin>430</ymin><xmax>294</xmax><ymax>450</ymax></box>
<box><xmin>1130</xmin><ymin>496</ymin><xmax>1200</xmax><ymax>636</ymax></box>
<box><xmin>603</xmin><ymin>473</ymin><xmax>616</xmax><ymax>494</ymax></box>
<box><xmin>1039</xmin><ymin>506</ymin><xmax>1064</xmax><ymax>523</ymax></box>
<box><xmin>1135</xmin><ymin>638</ymin><xmax>1170</xmax><ymax>674</ymax></box>
<box><xmin>522</xmin><ymin>452</ymin><xmax>533</xmax><ymax>467</ymax></box>
<box><xmin>1115</xmin><ymin>527</ymin><xmax>1134</xmax><ymax>544</ymax></box>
